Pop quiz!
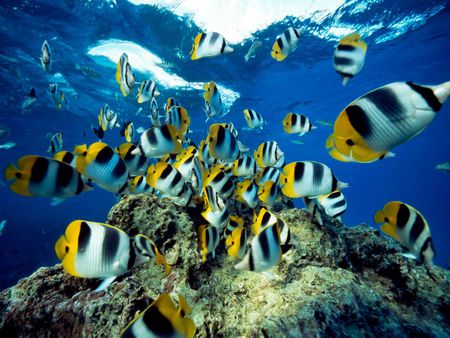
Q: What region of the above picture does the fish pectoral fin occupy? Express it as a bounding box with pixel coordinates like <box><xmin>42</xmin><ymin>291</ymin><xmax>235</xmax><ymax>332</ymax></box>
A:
<box><xmin>95</xmin><ymin>276</ymin><xmax>117</xmax><ymax>292</ymax></box>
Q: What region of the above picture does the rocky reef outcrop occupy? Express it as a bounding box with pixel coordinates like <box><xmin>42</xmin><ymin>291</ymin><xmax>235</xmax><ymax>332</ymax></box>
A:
<box><xmin>0</xmin><ymin>194</ymin><xmax>449</xmax><ymax>337</ymax></box>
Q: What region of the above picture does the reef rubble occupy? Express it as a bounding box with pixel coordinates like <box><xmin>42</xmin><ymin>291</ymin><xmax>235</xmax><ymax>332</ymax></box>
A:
<box><xmin>0</xmin><ymin>194</ymin><xmax>449</xmax><ymax>337</ymax></box>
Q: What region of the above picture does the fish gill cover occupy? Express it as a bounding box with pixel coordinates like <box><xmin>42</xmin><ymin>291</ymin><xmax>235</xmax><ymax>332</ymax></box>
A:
<box><xmin>0</xmin><ymin>0</ymin><xmax>449</xmax><ymax>336</ymax></box>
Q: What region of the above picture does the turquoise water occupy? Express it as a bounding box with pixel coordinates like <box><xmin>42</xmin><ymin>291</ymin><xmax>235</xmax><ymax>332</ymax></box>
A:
<box><xmin>0</xmin><ymin>0</ymin><xmax>449</xmax><ymax>289</ymax></box>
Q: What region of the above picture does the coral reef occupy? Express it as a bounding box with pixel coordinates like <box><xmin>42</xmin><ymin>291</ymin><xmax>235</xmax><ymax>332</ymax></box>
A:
<box><xmin>1</xmin><ymin>194</ymin><xmax>449</xmax><ymax>337</ymax></box>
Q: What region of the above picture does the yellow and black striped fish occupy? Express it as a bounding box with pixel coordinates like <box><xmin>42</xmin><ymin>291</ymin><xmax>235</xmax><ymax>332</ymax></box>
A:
<box><xmin>235</xmin><ymin>179</ymin><xmax>259</xmax><ymax>208</ymax></box>
<box><xmin>4</xmin><ymin>155</ymin><xmax>91</xmax><ymax>199</ymax></box>
<box><xmin>283</xmin><ymin>113</ymin><xmax>316</xmax><ymax>136</ymax></box>
<box><xmin>55</xmin><ymin>220</ymin><xmax>169</xmax><ymax>278</ymax></box>
<box><xmin>207</xmin><ymin>124</ymin><xmax>240</xmax><ymax>163</ymax></box>
<box><xmin>271</xmin><ymin>27</ymin><xmax>302</xmax><ymax>62</ymax></box>
<box><xmin>137</xmin><ymin>80</ymin><xmax>159</xmax><ymax>104</ymax></box>
<box><xmin>243</xmin><ymin>109</ymin><xmax>265</xmax><ymax>129</ymax></box>
<box><xmin>280</xmin><ymin>161</ymin><xmax>348</xmax><ymax>198</ymax></box>
<box><xmin>116</xmin><ymin>143</ymin><xmax>149</xmax><ymax>176</ymax></box>
<box><xmin>203</xmin><ymin>165</ymin><xmax>235</xmax><ymax>199</ymax></box>
<box><xmin>74</xmin><ymin>142</ymin><xmax>129</xmax><ymax>194</ymax></box>
<box><xmin>190</xmin><ymin>32</ymin><xmax>233</xmax><ymax>60</ymax></box>
<box><xmin>226</xmin><ymin>225</ymin><xmax>248</xmax><ymax>259</ymax></box>
<box><xmin>128</xmin><ymin>175</ymin><xmax>154</xmax><ymax>195</ymax></box>
<box><xmin>374</xmin><ymin>201</ymin><xmax>435</xmax><ymax>265</ymax></box>
<box><xmin>116</xmin><ymin>53</ymin><xmax>134</xmax><ymax>97</ymax></box>
<box><xmin>254</xmin><ymin>141</ymin><xmax>285</xmax><ymax>168</ymax></box>
<box><xmin>197</xmin><ymin>224</ymin><xmax>220</xmax><ymax>262</ymax></box>
<box><xmin>327</xmin><ymin>81</ymin><xmax>450</xmax><ymax>163</ymax></box>
<box><xmin>231</xmin><ymin>154</ymin><xmax>257</xmax><ymax>177</ymax></box>
<box><xmin>132</xmin><ymin>124</ymin><xmax>183</xmax><ymax>158</ymax></box>
<box><xmin>333</xmin><ymin>32</ymin><xmax>367</xmax><ymax>85</ymax></box>
<box><xmin>120</xmin><ymin>293</ymin><xmax>196</xmax><ymax>338</ymax></box>
<box><xmin>257</xmin><ymin>180</ymin><xmax>279</xmax><ymax>207</ymax></box>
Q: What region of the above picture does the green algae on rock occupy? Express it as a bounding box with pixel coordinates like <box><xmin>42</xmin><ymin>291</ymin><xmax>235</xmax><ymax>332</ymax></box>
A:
<box><xmin>0</xmin><ymin>194</ymin><xmax>449</xmax><ymax>337</ymax></box>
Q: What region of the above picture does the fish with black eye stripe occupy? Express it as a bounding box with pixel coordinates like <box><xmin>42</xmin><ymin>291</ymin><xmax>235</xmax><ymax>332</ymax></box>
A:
<box><xmin>190</xmin><ymin>31</ymin><xmax>233</xmax><ymax>60</ymax></box>
<box><xmin>333</xmin><ymin>32</ymin><xmax>367</xmax><ymax>85</ymax></box>
<box><xmin>327</xmin><ymin>81</ymin><xmax>450</xmax><ymax>163</ymax></box>
<box><xmin>374</xmin><ymin>201</ymin><xmax>435</xmax><ymax>265</ymax></box>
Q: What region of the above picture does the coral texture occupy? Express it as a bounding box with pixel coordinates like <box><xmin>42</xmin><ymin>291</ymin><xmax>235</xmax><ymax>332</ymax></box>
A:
<box><xmin>1</xmin><ymin>195</ymin><xmax>449</xmax><ymax>337</ymax></box>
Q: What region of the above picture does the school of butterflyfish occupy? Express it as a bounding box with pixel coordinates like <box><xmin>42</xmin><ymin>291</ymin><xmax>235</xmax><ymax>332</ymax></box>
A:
<box><xmin>3</xmin><ymin>27</ymin><xmax>449</xmax><ymax>337</ymax></box>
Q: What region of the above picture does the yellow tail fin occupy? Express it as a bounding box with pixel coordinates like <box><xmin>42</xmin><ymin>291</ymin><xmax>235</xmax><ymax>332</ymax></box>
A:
<box><xmin>4</xmin><ymin>164</ymin><xmax>18</xmax><ymax>181</ymax></box>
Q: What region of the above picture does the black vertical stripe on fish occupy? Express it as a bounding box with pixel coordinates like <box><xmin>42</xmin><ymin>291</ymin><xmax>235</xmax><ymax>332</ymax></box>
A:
<box><xmin>198</xmin><ymin>32</ymin><xmax>206</xmax><ymax>47</ymax></box>
<box><xmin>142</xmin><ymin>304</ymin><xmax>174</xmax><ymax>336</ymax></box>
<box><xmin>127</xmin><ymin>238</ymin><xmax>136</xmax><ymax>270</ymax></box>
<box><xmin>213</xmin><ymin>171</ymin><xmax>225</xmax><ymax>184</ymax></box>
<box><xmin>285</xmin><ymin>30</ymin><xmax>291</xmax><ymax>44</ymax></box>
<box><xmin>216</xmin><ymin>126</ymin><xmax>226</xmax><ymax>147</ymax></box>
<box><xmin>163</xmin><ymin>125</ymin><xmax>176</xmax><ymax>141</ymax></box>
<box><xmin>77</xmin><ymin>221</ymin><xmax>91</xmax><ymax>253</ymax></box>
<box><xmin>419</xmin><ymin>237</ymin><xmax>434</xmax><ymax>263</ymax></box>
<box><xmin>62</xmin><ymin>152</ymin><xmax>74</xmax><ymax>164</ymax></box>
<box><xmin>118</xmin><ymin>181</ymin><xmax>128</xmax><ymax>194</ymax></box>
<box><xmin>51</xmin><ymin>142</ymin><xmax>56</xmax><ymax>154</ymax></box>
<box><xmin>138</xmin><ymin>156</ymin><xmax>147</xmax><ymax>168</ymax></box>
<box><xmin>248</xmin><ymin>109</ymin><xmax>254</xmax><ymax>120</ymax></box>
<box><xmin>147</xmin><ymin>129</ymin><xmax>157</xmax><ymax>145</ymax></box>
<box><xmin>293</xmin><ymin>162</ymin><xmax>305</xmax><ymax>183</ymax></box>
<box><xmin>334</xmin><ymin>57</ymin><xmax>353</xmax><ymax>66</ymax></box>
<box><xmin>136</xmin><ymin>176</ymin><xmax>143</xmax><ymax>185</ymax></box>
<box><xmin>112</xmin><ymin>160</ymin><xmax>127</xmax><ymax>179</ymax></box>
<box><xmin>334</xmin><ymin>210</ymin><xmax>346</xmax><ymax>218</ymax></box>
<box><xmin>138</xmin><ymin>144</ymin><xmax>145</xmax><ymax>156</ymax></box>
<box><xmin>219</xmin><ymin>208</ymin><xmax>229</xmax><ymax>224</ymax></box>
<box><xmin>124</xmin><ymin>146</ymin><xmax>135</xmax><ymax>161</ymax></box>
<box><xmin>258</xmin><ymin>227</ymin><xmax>272</xmax><ymax>261</ymax></box>
<box><xmin>56</xmin><ymin>162</ymin><xmax>73</xmax><ymax>188</ymax></box>
<box><xmin>220</xmin><ymin>39</ymin><xmax>226</xmax><ymax>54</ymax></box>
<box><xmin>276</xmin><ymin>37</ymin><xmax>284</xmax><ymax>51</ymax></box>
<box><xmin>312</xmin><ymin>163</ymin><xmax>324</xmax><ymax>187</ymax></box>
<box><xmin>102</xmin><ymin>227</ymin><xmax>120</xmax><ymax>264</ymax></box>
<box><xmin>291</xmin><ymin>113</ymin><xmax>297</xmax><ymax>127</ymax></box>
<box><xmin>248</xmin><ymin>250</ymin><xmax>255</xmax><ymax>271</ymax></box>
<box><xmin>210</xmin><ymin>32</ymin><xmax>219</xmax><ymax>45</ymax></box>
<box><xmin>328</xmin><ymin>191</ymin><xmax>341</xmax><ymax>199</ymax></box>
<box><xmin>406</xmin><ymin>82</ymin><xmax>442</xmax><ymax>112</ymax></box>
<box><xmin>75</xmin><ymin>175</ymin><xmax>84</xmax><ymax>195</ymax></box>
<box><xmin>229</xmin><ymin>133</ymin><xmax>237</xmax><ymax>152</ymax></box>
<box><xmin>365</xmin><ymin>87</ymin><xmax>405</xmax><ymax>121</ymax></box>
<box><xmin>409</xmin><ymin>214</ymin><xmax>425</xmax><ymax>243</ymax></box>
<box><xmin>221</xmin><ymin>177</ymin><xmax>233</xmax><ymax>193</ymax></box>
<box><xmin>293</xmin><ymin>28</ymin><xmax>300</xmax><ymax>38</ymax></box>
<box><xmin>333</xmin><ymin>199</ymin><xmax>346</xmax><ymax>208</ymax></box>
<box><xmin>270</xmin><ymin>182</ymin><xmax>277</xmax><ymax>195</ymax></box>
<box><xmin>396</xmin><ymin>203</ymin><xmax>410</xmax><ymax>228</ymax></box>
<box><xmin>160</xmin><ymin>165</ymin><xmax>173</xmax><ymax>180</ymax></box>
<box><xmin>96</xmin><ymin>146</ymin><xmax>114</xmax><ymax>164</ymax></box>
<box><xmin>299</xmin><ymin>114</ymin><xmax>306</xmax><ymax>128</ymax></box>
<box><xmin>331</xmin><ymin>175</ymin><xmax>338</xmax><ymax>191</ymax></box>
<box><xmin>211</xmin><ymin>227</ymin><xmax>218</xmax><ymax>246</ymax></box>
<box><xmin>171</xmin><ymin>171</ymin><xmax>182</xmax><ymax>188</ymax></box>
<box><xmin>337</xmin><ymin>44</ymin><xmax>355</xmax><ymax>51</ymax></box>
<box><xmin>261</xmin><ymin>211</ymin><xmax>272</xmax><ymax>227</ymax></box>
<box><xmin>346</xmin><ymin>105</ymin><xmax>372</xmax><ymax>138</ymax></box>
<box><xmin>30</xmin><ymin>157</ymin><xmax>49</xmax><ymax>183</ymax></box>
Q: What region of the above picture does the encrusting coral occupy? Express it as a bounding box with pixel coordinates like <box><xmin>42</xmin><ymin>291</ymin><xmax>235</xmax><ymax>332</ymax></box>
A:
<box><xmin>0</xmin><ymin>194</ymin><xmax>449</xmax><ymax>337</ymax></box>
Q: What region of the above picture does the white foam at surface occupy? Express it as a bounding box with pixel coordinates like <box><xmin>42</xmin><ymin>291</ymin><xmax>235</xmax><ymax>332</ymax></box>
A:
<box><xmin>86</xmin><ymin>39</ymin><xmax>239</xmax><ymax>108</ymax></box>
<box><xmin>127</xmin><ymin>0</ymin><xmax>345</xmax><ymax>44</ymax></box>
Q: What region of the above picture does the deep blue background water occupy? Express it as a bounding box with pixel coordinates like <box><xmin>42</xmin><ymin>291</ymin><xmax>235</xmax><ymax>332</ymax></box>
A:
<box><xmin>0</xmin><ymin>0</ymin><xmax>449</xmax><ymax>290</ymax></box>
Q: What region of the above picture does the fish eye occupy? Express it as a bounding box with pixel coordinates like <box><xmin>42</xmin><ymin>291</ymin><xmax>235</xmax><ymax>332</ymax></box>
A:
<box><xmin>65</xmin><ymin>246</ymin><xmax>69</xmax><ymax>253</ymax></box>
<box><xmin>153</xmin><ymin>170</ymin><xmax>156</xmax><ymax>174</ymax></box>
<box><xmin>346</xmin><ymin>139</ymin><xmax>354</xmax><ymax>146</ymax></box>
<box><xmin>384</xmin><ymin>217</ymin><xmax>389</xmax><ymax>222</ymax></box>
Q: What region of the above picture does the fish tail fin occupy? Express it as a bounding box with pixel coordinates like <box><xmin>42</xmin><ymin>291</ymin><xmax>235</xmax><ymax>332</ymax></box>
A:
<box><xmin>373</xmin><ymin>210</ymin><xmax>386</xmax><ymax>224</ymax></box>
<box><xmin>4</xmin><ymin>164</ymin><xmax>18</xmax><ymax>181</ymax></box>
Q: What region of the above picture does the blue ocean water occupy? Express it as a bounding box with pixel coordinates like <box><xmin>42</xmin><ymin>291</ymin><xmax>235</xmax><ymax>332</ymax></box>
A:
<box><xmin>0</xmin><ymin>0</ymin><xmax>449</xmax><ymax>290</ymax></box>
